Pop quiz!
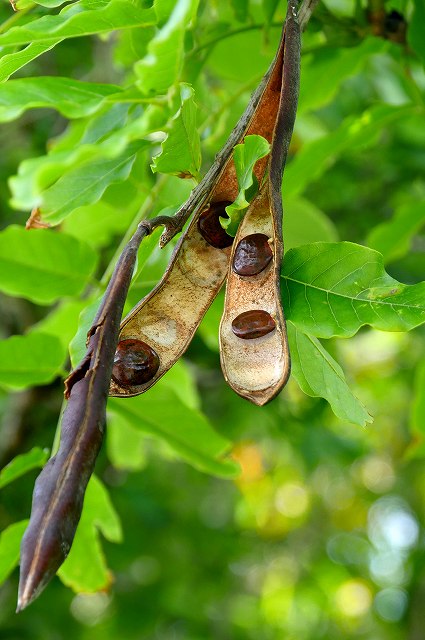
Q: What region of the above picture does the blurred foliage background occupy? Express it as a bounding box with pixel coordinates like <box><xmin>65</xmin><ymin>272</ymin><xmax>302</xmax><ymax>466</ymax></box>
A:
<box><xmin>1</xmin><ymin>0</ymin><xmax>425</xmax><ymax>638</ymax></box>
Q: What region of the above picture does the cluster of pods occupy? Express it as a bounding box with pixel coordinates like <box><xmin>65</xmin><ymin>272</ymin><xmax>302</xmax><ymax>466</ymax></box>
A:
<box><xmin>110</xmin><ymin>2</ymin><xmax>300</xmax><ymax>406</ymax></box>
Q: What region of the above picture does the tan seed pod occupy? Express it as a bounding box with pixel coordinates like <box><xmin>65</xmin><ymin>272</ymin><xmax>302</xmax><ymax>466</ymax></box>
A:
<box><xmin>109</xmin><ymin>1</ymin><xmax>300</xmax><ymax>399</ymax></box>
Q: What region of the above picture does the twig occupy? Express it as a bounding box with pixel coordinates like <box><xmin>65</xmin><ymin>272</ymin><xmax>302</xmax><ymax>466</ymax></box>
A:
<box><xmin>298</xmin><ymin>0</ymin><xmax>321</xmax><ymax>31</ymax></box>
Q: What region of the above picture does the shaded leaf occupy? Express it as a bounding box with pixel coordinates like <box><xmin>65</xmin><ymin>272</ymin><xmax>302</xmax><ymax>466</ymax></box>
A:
<box><xmin>406</xmin><ymin>359</ymin><xmax>425</xmax><ymax>459</ymax></box>
<box><xmin>298</xmin><ymin>38</ymin><xmax>387</xmax><ymax>114</ymax></box>
<box><xmin>0</xmin><ymin>448</ymin><xmax>49</xmax><ymax>489</ymax></box>
<box><xmin>151</xmin><ymin>83</ymin><xmax>201</xmax><ymax>179</ymax></box>
<box><xmin>284</xmin><ymin>105</ymin><xmax>417</xmax><ymax>199</ymax></box>
<box><xmin>0</xmin><ymin>333</ymin><xmax>64</xmax><ymax>390</ymax></box>
<box><xmin>0</xmin><ymin>521</ymin><xmax>28</xmax><ymax>585</ymax></box>
<box><xmin>58</xmin><ymin>476</ymin><xmax>122</xmax><ymax>592</ymax></box>
<box><xmin>282</xmin><ymin>242</ymin><xmax>425</xmax><ymax>338</ymax></box>
<box><xmin>135</xmin><ymin>0</ymin><xmax>199</xmax><ymax>95</ymax></box>
<box><xmin>108</xmin><ymin>388</ymin><xmax>239</xmax><ymax>477</ymax></box>
<box><xmin>0</xmin><ymin>226</ymin><xmax>98</xmax><ymax>305</ymax></box>
<box><xmin>366</xmin><ymin>200</ymin><xmax>425</xmax><ymax>264</ymax></box>
<box><xmin>408</xmin><ymin>0</ymin><xmax>425</xmax><ymax>67</ymax></box>
<box><xmin>284</xmin><ymin>196</ymin><xmax>338</xmax><ymax>250</ymax></box>
<box><xmin>221</xmin><ymin>134</ymin><xmax>271</xmax><ymax>236</ymax></box>
<box><xmin>288</xmin><ymin>322</ymin><xmax>372</xmax><ymax>427</ymax></box>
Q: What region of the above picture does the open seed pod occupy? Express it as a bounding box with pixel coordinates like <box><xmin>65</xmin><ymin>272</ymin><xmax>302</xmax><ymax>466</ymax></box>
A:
<box><xmin>109</xmin><ymin>2</ymin><xmax>300</xmax><ymax>399</ymax></box>
<box><xmin>219</xmin><ymin>188</ymin><xmax>290</xmax><ymax>405</ymax></box>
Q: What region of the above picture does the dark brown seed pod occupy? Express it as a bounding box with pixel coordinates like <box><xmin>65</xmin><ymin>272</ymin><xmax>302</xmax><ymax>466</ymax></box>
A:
<box><xmin>231</xmin><ymin>310</ymin><xmax>276</xmax><ymax>340</ymax></box>
<box><xmin>197</xmin><ymin>201</ymin><xmax>234</xmax><ymax>249</ymax></box>
<box><xmin>232</xmin><ymin>233</ymin><xmax>273</xmax><ymax>276</ymax></box>
<box><xmin>112</xmin><ymin>339</ymin><xmax>160</xmax><ymax>387</ymax></box>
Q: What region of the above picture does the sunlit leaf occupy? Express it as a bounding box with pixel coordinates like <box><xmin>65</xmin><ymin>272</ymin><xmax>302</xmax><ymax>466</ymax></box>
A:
<box><xmin>0</xmin><ymin>333</ymin><xmax>64</xmax><ymax>390</ymax></box>
<box><xmin>0</xmin><ymin>521</ymin><xmax>28</xmax><ymax>585</ymax></box>
<box><xmin>282</xmin><ymin>242</ymin><xmax>425</xmax><ymax>338</ymax></box>
<box><xmin>0</xmin><ymin>41</ymin><xmax>61</xmax><ymax>84</ymax></box>
<box><xmin>0</xmin><ymin>226</ymin><xmax>97</xmax><ymax>304</ymax></box>
<box><xmin>108</xmin><ymin>388</ymin><xmax>239</xmax><ymax>477</ymax></box>
<box><xmin>151</xmin><ymin>83</ymin><xmax>201</xmax><ymax>179</ymax></box>
<box><xmin>0</xmin><ymin>77</ymin><xmax>122</xmax><ymax>122</ymax></box>
<box><xmin>288</xmin><ymin>322</ymin><xmax>372</xmax><ymax>427</ymax></box>
<box><xmin>0</xmin><ymin>448</ymin><xmax>49</xmax><ymax>489</ymax></box>
<box><xmin>0</xmin><ymin>0</ymin><xmax>156</xmax><ymax>47</ymax></box>
<box><xmin>58</xmin><ymin>476</ymin><xmax>122</xmax><ymax>592</ymax></box>
<box><xmin>38</xmin><ymin>142</ymin><xmax>145</xmax><ymax>224</ymax></box>
<box><xmin>135</xmin><ymin>0</ymin><xmax>200</xmax><ymax>95</ymax></box>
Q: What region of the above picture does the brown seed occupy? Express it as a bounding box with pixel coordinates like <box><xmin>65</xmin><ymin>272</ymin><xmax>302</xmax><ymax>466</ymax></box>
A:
<box><xmin>112</xmin><ymin>339</ymin><xmax>160</xmax><ymax>387</ymax></box>
<box><xmin>231</xmin><ymin>310</ymin><xmax>276</xmax><ymax>340</ymax></box>
<box><xmin>197</xmin><ymin>201</ymin><xmax>234</xmax><ymax>248</ymax></box>
<box><xmin>233</xmin><ymin>233</ymin><xmax>273</xmax><ymax>276</ymax></box>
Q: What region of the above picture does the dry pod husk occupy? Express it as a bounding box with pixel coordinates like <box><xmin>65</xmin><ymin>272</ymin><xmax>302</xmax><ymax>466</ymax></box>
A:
<box><xmin>110</xmin><ymin>1</ymin><xmax>300</xmax><ymax>399</ymax></box>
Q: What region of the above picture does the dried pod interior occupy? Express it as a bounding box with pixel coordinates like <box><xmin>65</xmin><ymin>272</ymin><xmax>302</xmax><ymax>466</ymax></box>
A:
<box><xmin>219</xmin><ymin>189</ymin><xmax>290</xmax><ymax>405</ymax></box>
<box><xmin>109</xmin><ymin>5</ymin><xmax>297</xmax><ymax>399</ymax></box>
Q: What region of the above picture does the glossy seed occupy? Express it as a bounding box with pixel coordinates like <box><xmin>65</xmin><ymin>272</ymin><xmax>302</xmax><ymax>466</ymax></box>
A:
<box><xmin>112</xmin><ymin>339</ymin><xmax>160</xmax><ymax>386</ymax></box>
<box><xmin>197</xmin><ymin>201</ymin><xmax>234</xmax><ymax>248</ymax></box>
<box><xmin>231</xmin><ymin>310</ymin><xmax>276</xmax><ymax>340</ymax></box>
<box><xmin>233</xmin><ymin>233</ymin><xmax>273</xmax><ymax>276</ymax></box>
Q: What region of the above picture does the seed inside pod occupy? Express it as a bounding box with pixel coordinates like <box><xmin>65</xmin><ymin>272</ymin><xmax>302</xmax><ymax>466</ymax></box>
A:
<box><xmin>231</xmin><ymin>310</ymin><xmax>276</xmax><ymax>340</ymax></box>
<box><xmin>112</xmin><ymin>339</ymin><xmax>160</xmax><ymax>387</ymax></box>
<box><xmin>198</xmin><ymin>201</ymin><xmax>234</xmax><ymax>249</ymax></box>
<box><xmin>233</xmin><ymin>233</ymin><xmax>273</xmax><ymax>276</ymax></box>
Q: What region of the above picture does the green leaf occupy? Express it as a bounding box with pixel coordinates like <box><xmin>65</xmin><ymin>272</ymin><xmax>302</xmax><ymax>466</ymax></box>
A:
<box><xmin>0</xmin><ymin>0</ymin><xmax>156</xmax><ymax>47</ymax></box>
<box><xmin>58</xmin><ymin>475</ymin><xmax>122</xmax><ymax>593</ymax></box>
<box><xmin>135</xmin><ymin>0</ymin><xmax>200</xmax><ymax>95</ymax></box>
<box><xmin>151</xmin><ymin>83</ymin><xmax>201</xmax><ymax>179</ymax></box>
<box><xmin>0</xmin><ymin>77</ymin><xmax>122</xmax><ymax>122</ymax></box>
<box><xmin>284</xmin><ymin>196</ymin><xmax>338</xmax><ymax>251</ymax></box>
<box><xmin>287</xmin><ymin>322</ymin><xmax>372</xmax><ymax>427</ymax></box>
<box><xmin>406</xmin><ymin>359</ymin><xmax>425</xmax><ymax>459</ymax></box>
<box><xmin>38</xmin><ymin>142</ymin><xmax>145</xmax><ymax>224</ymax></box>
<box><xmin>0</xmin><ymin>447</ymin><xmax>49</xmax><ymax>489</ymax></box>
<box><xmin>108</xmin><ymin>387</ymin><xmax>238</xmax><ymax>477</ymax></box>
<box><xmin>9</xmin><ymin>107</ymin><xmax>162</xmax><ymax>215</ymax></box>
<box><xmin>231</xmin><ymin>0</ymin><xmax>249</xmax><ymax>22</ymax></box>
<box><xmin>284</xmin><ymin>105</ymin><xmax>417</xmax><ymax>199</ymax></box>
<box><xmin>0</xmin><ymin>226</ymin><xmax>98</xmax><ymax>305</ymax></box>
<box><xmin>366</xmin><ymin>201</ymin><xmax>425</xmax><ymax>264</ymax></box>
<box><xmin>29</xmin><ymin>299</ymin><xmax>88</xmax><ymax>350</ymax></box>
<box><xmin>107</xmin><ymin>413</ymin><xmax>147</xmax><ymax>471</ymax></box>
<box><xmin>298</xmin><ymin>38</ymin><xmax>387</xmax><ymax>114</ymax></box>
<box><xmin>221</xmin><ymin>134</ymin><xmax>271</xmax><ymax>236</ymax></box>
<box><xmin>282</xmin><ymin>242</ymin><xmax>425</xmax><ymax>338</ymax></box>
<box><xmin>0</xmin><ymin>41</ymin><xmax>61</xmax><ymax>84</ymax></box>
<box><xmin>0</xmin><ymin>333</ymin><xmax>65</xmax><ymax>390</ymax></box>
<box><xmin>0</xmin><ymin>520</ymin><xmax>28</xmax><ymax>585</ymax></box>
<box><xmin>262</xmin><ymin>0</ymin><xmax>279</xmax><ymax>24</ymax></box>
<box><xmin>408</xmin><ymin>0</ymin><xmax>425</xmax><ymax>67</ymax></box>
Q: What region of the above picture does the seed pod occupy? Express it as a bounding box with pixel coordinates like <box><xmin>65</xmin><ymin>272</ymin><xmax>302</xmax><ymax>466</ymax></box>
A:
<box><xmin>219</xmin><ymin>190</ymin><xmax>291</xmax><ymax>405</ymax></box>
<box><xmin>220</xmin><ymin>9</ymin><xmax>300</xmax><ymax>405</ymax></box>
<box><xmin>109</xmin><ymin>2</ymin><xmax>299</xmax><ymax>399</ymax></box>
